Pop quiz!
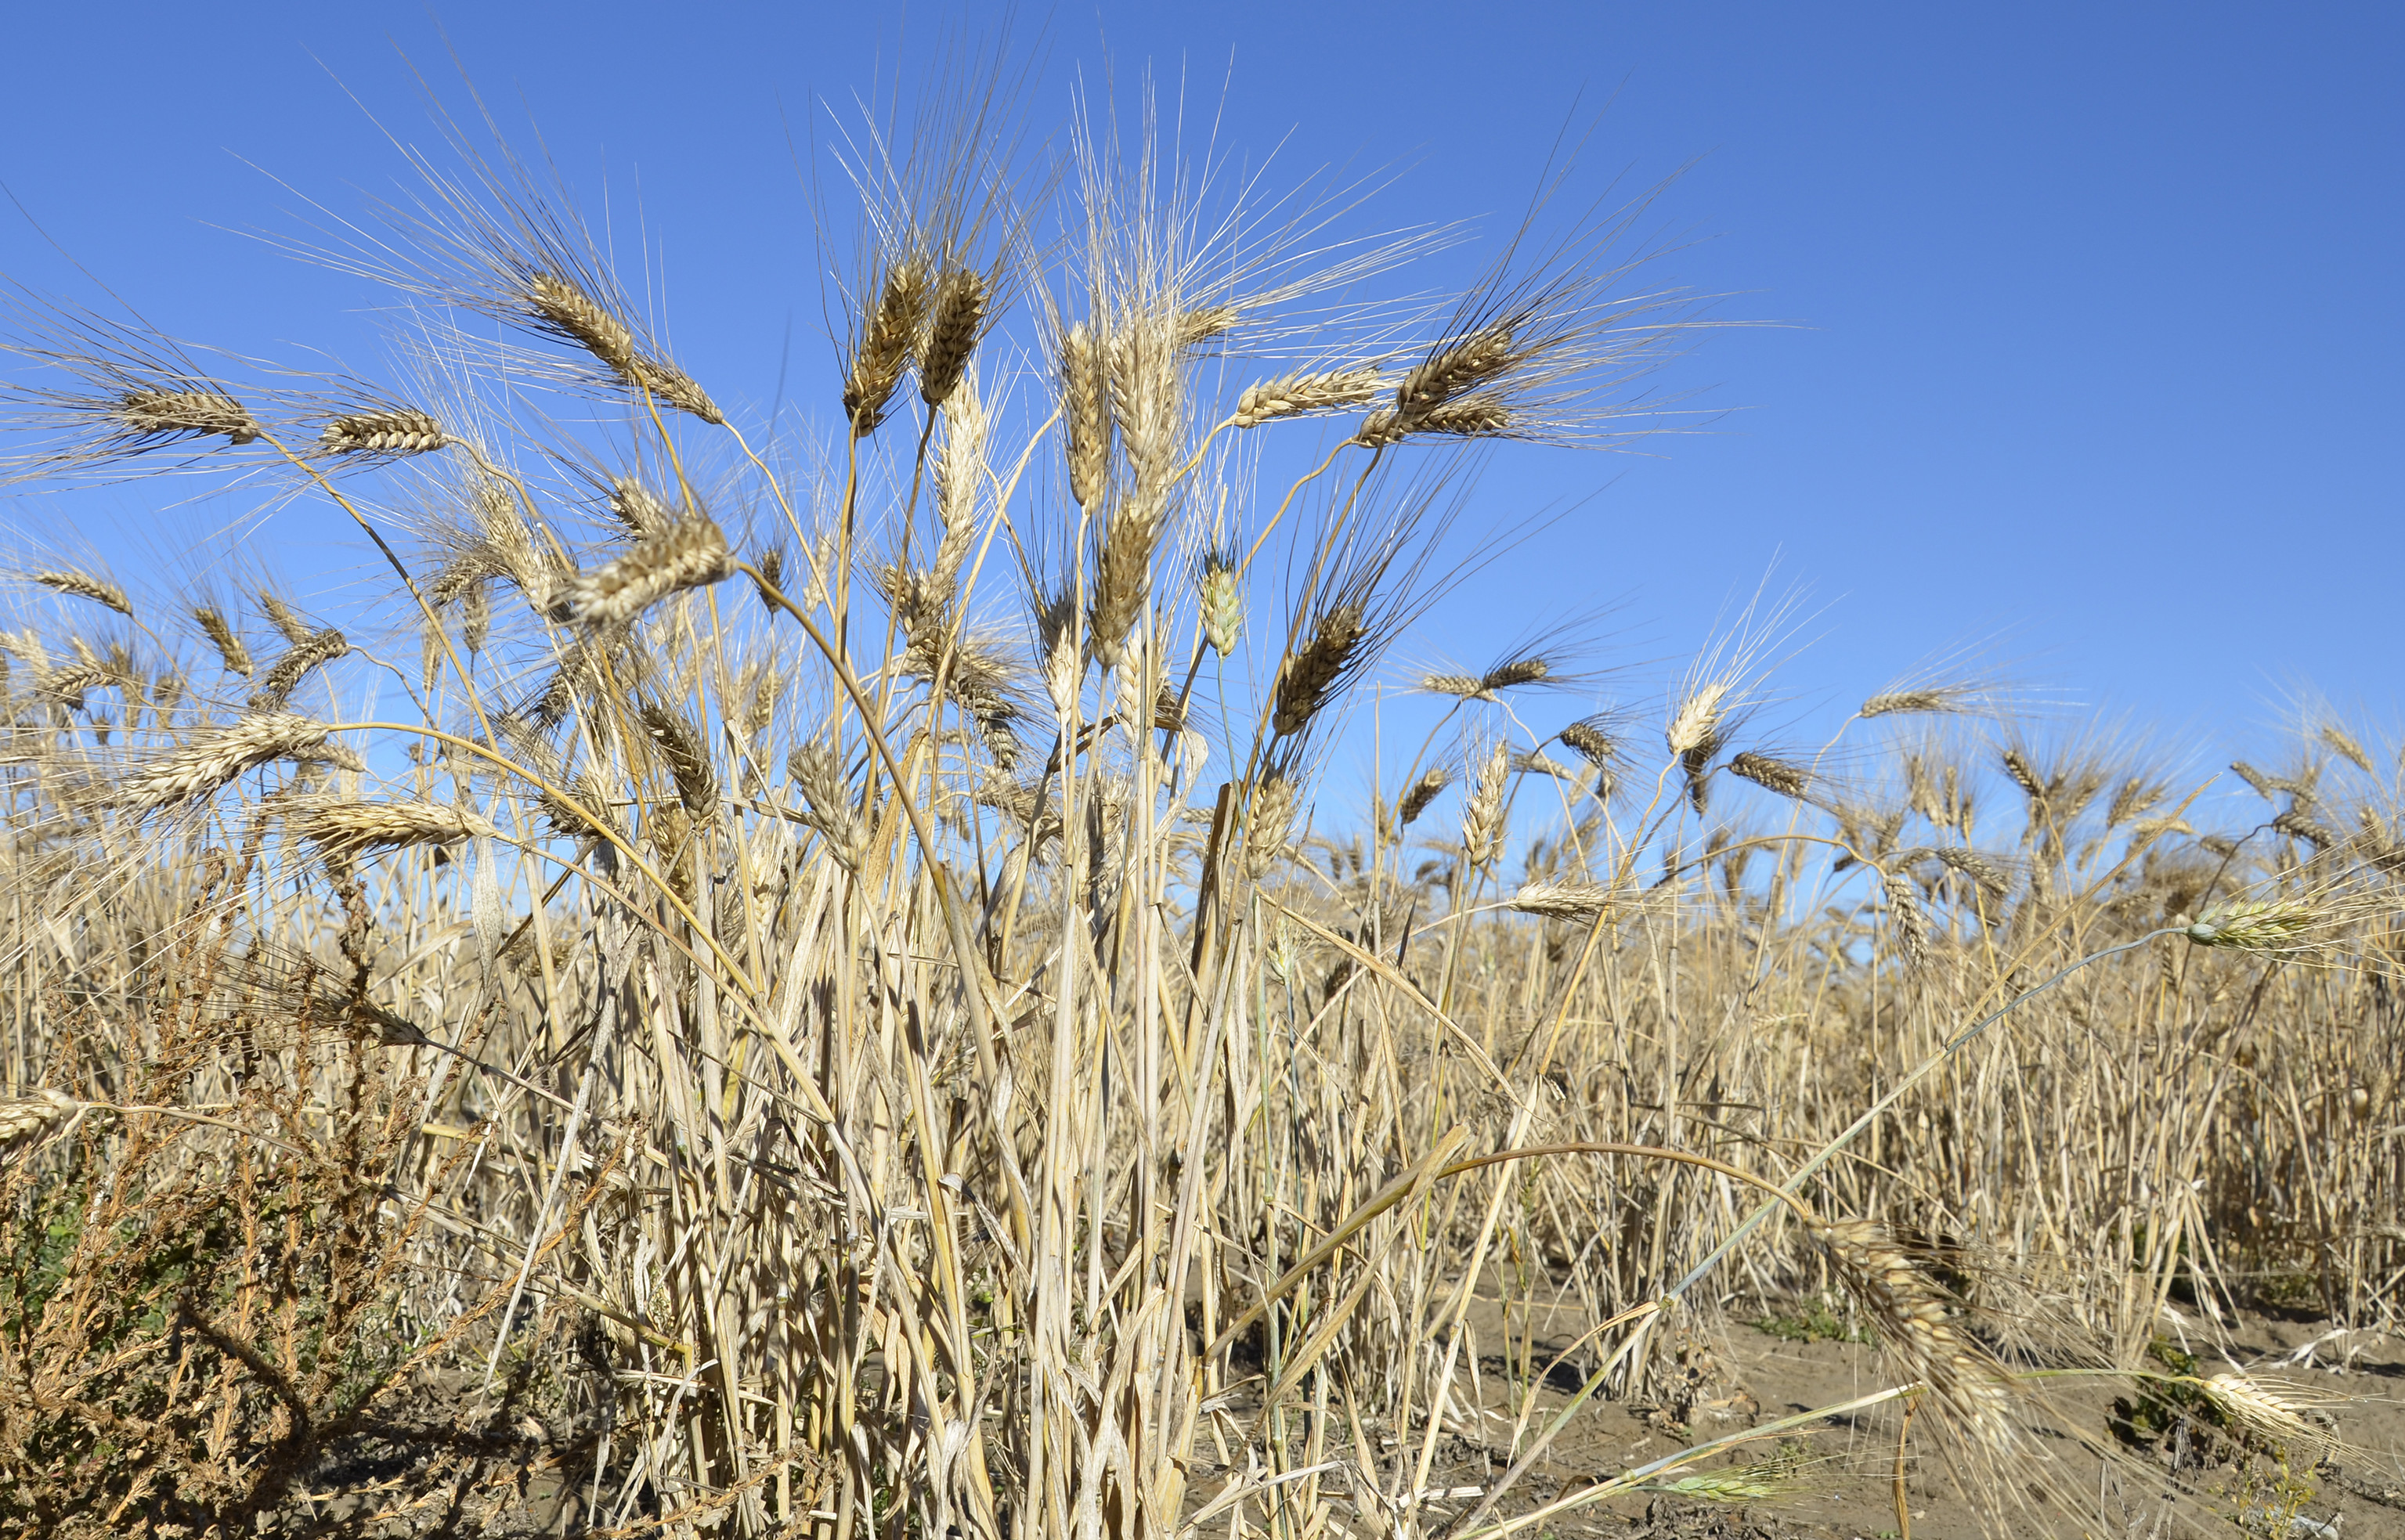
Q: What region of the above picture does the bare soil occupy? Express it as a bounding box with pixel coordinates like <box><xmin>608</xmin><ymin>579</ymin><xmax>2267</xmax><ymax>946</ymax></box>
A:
<box><xmin>1410</xmin><ymin>1299</ymin><xmax>2405</xmax><ymax>1540</ymax></box>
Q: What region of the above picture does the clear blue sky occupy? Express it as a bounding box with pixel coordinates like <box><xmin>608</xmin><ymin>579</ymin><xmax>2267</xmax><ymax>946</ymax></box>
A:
<box><xmin>2</xmin><ymin>2</ymin><xmax>2397</xmax><ymax>786</ymax></box>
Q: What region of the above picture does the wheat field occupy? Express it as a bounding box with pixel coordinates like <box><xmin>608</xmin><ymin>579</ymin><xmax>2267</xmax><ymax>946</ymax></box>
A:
<box><xmin>0</xmin><ymin>55</ymin><xmax>2399</xmax><ymax>1540</ymax></box>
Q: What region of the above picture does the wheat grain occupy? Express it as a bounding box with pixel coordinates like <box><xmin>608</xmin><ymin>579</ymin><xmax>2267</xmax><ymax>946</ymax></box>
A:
<box><xmin>1272</xmin><ymin>604</ymin><xmax>1365</xmax><ymax>739</ymax></box>
<box><xmin>1175</xmin><ymin>304</ymin><xmax>1240</xmax><ymax>348</ymax></box>
<box><xmin>607</xmin><ymin>478</ymin><xmax>675</xmax><ymax>539</ymax></box>
<box><xmin>919</xmin><ymin>267</ymin><xmax>988</xmax><ymax>407</ymax></box>
<box><xmin>1666</xmin><ymin>681</ymin><xmax>1728</xmax><ymax>759</ymax></box>
<box><xmin>114</xmin><ymin>388</ymin><xmax>258</xmax><ymax>445</ymax></box>
<box><xmin>1410</xmin><ymin>395</ymin><xmax>1514</xmax><ymax>438</ymax></box>
<box><xmin>2320</xmin><ymin>723</ymin><xmax>2374</xmax><ymax>773</ymax></box>
<box><xmin>294</xmin><ymin>798</ymin><xmax>495</xmax><ymax>861</ymax></box>
<box><xmin>0</xmin><ymin>1087</ymin><xmax>82</xmax><ymax>1155</ymax></box>
<box><xmin>114</xmin><ymin>713</ymin><xmax>362</xmax><ymax>811</ymax></box>
<box><xmin>2228</xmin><ymin>759</ymin><xmax>2282</xmax><ymax>800</ymax></box>
<box><xmin>1089</xmin><ymin>512</ymin><xmax>1157</xmax><ymax>671</ymax></box>
<box><xmin>188</xmin><ymin>607</ymin><xmax>249</xmax><ymax>680</ymax></box>
<box><xmin>639</xmin><ymin>704</ymin><xmax>717</xmax><ymax>817</ymax></box>
<box><xmin>1196</xmin><ymin>548</ymin><xmax>1243</xmax><ymax>657</ymax></box>
<box><xmin>2197</xmin><ymin>1373</ymin><xmax>2330</xmax><ymax>1462</ymax></box>
<box><xmin>1643</xmin><ymin>1464</ymin><xmax>1807</xmax><ymax>1504</ymax></box>
<box><xmin>1729</xmin><ymin>751</ymin><xmax>1809</xmax><ymax>800</ymax></box>
<box><xmin>43</xmin><ymin>662</ymin><xmax>117</xmax><ymax>712</ymax></box>
<box><xmin>1395</xmin><ymin>326</ymin><xmax>1515</xmax><ymax>423</ymax></box>
<box><xmin>1244</xmin><ymin>770</ymin><xmax>1300</xmax><ymax>878</ymax></box>
<box><xmin>1881</xmin><ymin>872</ymin><xmax>1930</xmax><ymax>970</ymax></box>
<box><xmin>1461</xmin><ymin>742</ymin><xmax>1509</xmax><ymax>871</ymax></box>
<box><xmin>1510</xmin><ymin>749</ymin><xmax>1582</xmax><ymax>782</ymax></box>
<box><xmin>319</xmin><ymin>408</ymin><xmax>446</xmax><ymax>457</ymax></box>
<box><xmin>1060</xmin><ymin>322</ymin><xmax>1113</xmax><ymax>509</ymax></box>
<box><xmin>2105</xmin><ymin>776</ymin><xmax>2164</xmax><ymax>830</ymax></box>
<box><xmin>1560</xmin><ymin>716</ymin><xmax>1620</xmax><ymax>767</ymax></box>
<box><xmin>1508</xmin><ymin>880</ymin><xmax>1613</xmax><ymax>921</ymax></box>
<box><xmin>258</xmin><ymin>592</ymin><xmax>310</xmax><ymax>645</ymax></box>
<box><xmin>2273</xmin><ymin>808</ymin><xmax>2340</xmax><ymax>850</ymax></box>
<box><xmin>1397</xmin><ymin>766</ymin><xmax>1452</xmax><ymax>827</ymax></box>
<box><xmin>2183</xmin><ymin>898</ymin><xmax>2327</xmax><ymax>953</ymax></box>
<box><xmin>1232</xmin><ymin>367</ymin><xmax>1386</xmax><ymax>428</ymax></box>
<box><xmin>249</xmin><ymin>627</ymin><xmax>348</xmax><ymax>712</ymax></box>
<box><xmin>1481</xmin><ymin>656</ymin><xmax>1551</xmax><ymax>692</ymax></box>
<box><xmin>1815</xmin><ymin>1218</ymin><xmax>2013</xmax><ymax>1443</ymax></box>
<box><xmin>525</xmin><ymin>272</ymin><xmax>722</xmax><ymax>424</ymax></box>
<box><xmin>843</xmin><ymin>258</ymin><xmax>929</xmax><ymax>435</ymax></box>
<box><xmin>31</xmin><ymin>570</ymin><xmax>132</xmax><ymax>616</ymax></box>
<box><xmin>562</xmin><ymin>516</ymin><xmax>736</xmax><ymax>628</ymax></box>
<box><xmin>782</xmin><ymin>741</ymin><xmax>858</xmax><ymax>865</ymax></box>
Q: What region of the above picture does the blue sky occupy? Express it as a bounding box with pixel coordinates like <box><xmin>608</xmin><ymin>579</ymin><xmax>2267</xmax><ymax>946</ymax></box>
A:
<box><xmin>2</xmin><ymin>2</ymin><xmax>2398</xmax><ymax>795</ymax></box>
